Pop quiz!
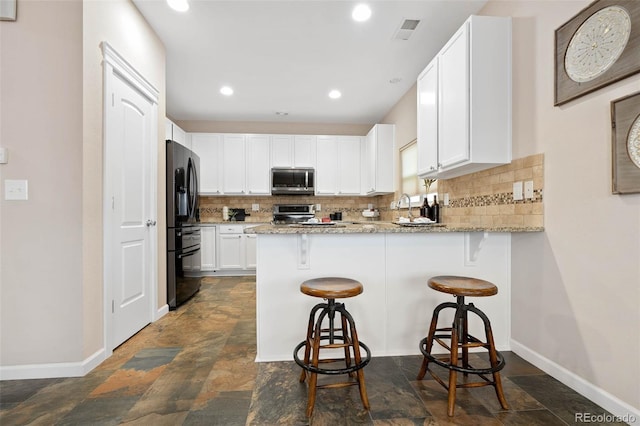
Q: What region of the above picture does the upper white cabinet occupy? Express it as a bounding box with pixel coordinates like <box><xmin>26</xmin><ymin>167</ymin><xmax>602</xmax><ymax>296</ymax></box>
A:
<box><xmin>222</xmin><ymin>134</ymin><xmax>246</xmax><ymax>194</ymax></box>
<box><xmin>417</xmin><ymin>15</ymin><xmax>511</xmax><ymax>179</ymax></box>
<box><xmin>165</xmin><ymin>118</ymin><xmax>191</xmax><ymax>150</ymax></box>
<box><xmin>363</xmin><ymin>124</ymin><xmax>395</xmax><ymax>195</ymax></box>
<box><xmin>192</xmin><ymin>133</ymin><xmax>223</xmax><ymax>195</ymax></box>
<box><xmin>316</xmin><ymin>136</ymin><xmax>362</xmax><ymax>195</ymax></box>
<box><xmin>271</xmin><ymin>135</ymin><xmax>316</xmax><ymax>168</ymax></box>
<box><xmin>246</xmin><ymin>134</ymin><xmax>271</xmax><ymax>195</ymax></box>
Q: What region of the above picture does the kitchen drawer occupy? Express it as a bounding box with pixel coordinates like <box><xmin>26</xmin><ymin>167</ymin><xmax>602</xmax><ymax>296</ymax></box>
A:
<box><xmin>218</xmin><ymin>224</ymin><xmax>245</xmax><ymax>234</ymax></box>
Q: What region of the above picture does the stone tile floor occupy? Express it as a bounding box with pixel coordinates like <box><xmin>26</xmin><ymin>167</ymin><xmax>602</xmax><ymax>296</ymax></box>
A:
<box><xmin>0</xmin><ymin>276</ymin><xmax>621</xmax><ymax>425</ymax></box>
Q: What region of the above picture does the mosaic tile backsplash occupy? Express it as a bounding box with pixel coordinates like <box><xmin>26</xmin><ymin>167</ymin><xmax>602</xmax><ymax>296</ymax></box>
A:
<box><xmin>199</xmin><ymin>153</ymin><xmax>544</xmax><ymax>227</ymax></box>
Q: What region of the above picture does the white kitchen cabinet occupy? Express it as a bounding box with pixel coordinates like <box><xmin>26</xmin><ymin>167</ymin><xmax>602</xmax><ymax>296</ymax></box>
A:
<box><xmin>191</xmin><ymin>133</ymin><xmax>223</xmax><ymax>195</ymax></box>
<box><xmin>246</xmin><ymin>134</ymin><xmax>270</xmax><ymax>195</ymax></box>
<box><xmin>316</xmin><ymin>136</ymin><xmax>361</xmax><ymax>195</ymax></box>
<box><xmin>166</xmin><ymin>119</ymin><xmax>191</xmax><ymax>150</ymax></box>
<box><xmin>200</xmin><ymin>226</ymin><xmax>217</xmax><ymax>271</ymax></box>
<box><xmin>338</xmin><ymin>136</ymin><xmax>362</xmax><ymax>195</ymax></box>
<box><xmin>418</xmin><ymin>15</ymin><xmax>511</xmax><ymax>179</ymax></box>
<box><xmin>217</xmin><ymin>224</ymin><xmax>258</xmax><ymax>271</ymax></box>
<box><xmin>222</xmin><ymin>134</ymin><xmax>246</xmax><ymax>194</ymax></box>
<box><xmin>363</xmin><ymin>124</ymin><xmax>395</xmax><ymax>195</ymax></box>
<box><xmin>165</xmin><ymin>118</ymin><xmax>173</xmax><ymax>141</ymax></box>
<box><xmin>245</xmin><ymin>233</ymin><xmax>257</xmax><ymax>269</ymax></box>
<box><xmin>271</xmin><ymin>135</ymin><xmax>316</xmax><ymax>168</ymax></box>
<box><xmin>417</xmin><ymin>61</ymin><xmax>439</xmax><ymax>176</ymax></box>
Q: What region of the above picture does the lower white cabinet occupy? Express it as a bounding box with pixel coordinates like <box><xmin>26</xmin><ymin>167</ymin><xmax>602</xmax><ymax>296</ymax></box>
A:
<box><xmin>215</xmin><ymin>224</ymin><xmax>259</xmax><ymax>272</ymax></box>
<box><xmin>200</xmin><ymin>226</ymin><xmax>217</xmax><ymax>271</ymax></box>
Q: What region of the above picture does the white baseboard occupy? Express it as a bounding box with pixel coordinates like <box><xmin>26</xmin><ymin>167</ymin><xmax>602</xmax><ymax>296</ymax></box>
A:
<box><xmin>0</xmin><ymin>348</ymin><xmax>106</xmax><ymax>381</ymax></box>
<box><xmin>155</xmin><ymin>303</ymin><xmax>169</xmax><ymax>321</ymax></box>
<box><xmin>510</xmin><ymin>339</ymin><xmax>640</xmax><ymax>422</ymax></box>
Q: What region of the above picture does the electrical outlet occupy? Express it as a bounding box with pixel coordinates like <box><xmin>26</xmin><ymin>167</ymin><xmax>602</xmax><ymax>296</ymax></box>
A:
<box><xmin>444</xmin><ymin>193</ymin><xmax>449</xmax><ymax>206</ymax></box>
<box><xmin>315</xmin><ymin>203</ymin><xmax>321</xmax><ymax>212</ymax></box>
<box><xmin>0</xmin><ymin>147</ymin><xmax>7</xmax><ymax>164</ymax></box>
<box><xmin>513</xmin><ymin>181</ymin><xmax>523</xmax><ymax>201</ymax></box>
<box><xmin>367</xmin><ymin>203</ymin><xmax>373</xmax><ymax>210</ymax></box>
<box><xmin>252</xmin><ymin>203</ymin><xmax>259</xmax><ymax>211</ymax></box>
<box><xmin>524</xmin><ymin>181</ymin><xmax>534</xmax><ymax>199</ymax></box>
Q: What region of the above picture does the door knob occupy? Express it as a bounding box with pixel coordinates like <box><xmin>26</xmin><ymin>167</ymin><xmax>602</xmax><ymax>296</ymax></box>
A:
<box><xmin>146</xmin><ymin>220</ymin><xmax>157</xmax><ymax>227</ymax></box>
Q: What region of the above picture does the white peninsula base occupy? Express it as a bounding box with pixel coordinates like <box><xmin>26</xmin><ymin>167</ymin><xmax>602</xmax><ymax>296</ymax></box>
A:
<box><xmin>255</xmin><ymin>232</ymin><xmax>511</xmax><ymax>362</ymax></box>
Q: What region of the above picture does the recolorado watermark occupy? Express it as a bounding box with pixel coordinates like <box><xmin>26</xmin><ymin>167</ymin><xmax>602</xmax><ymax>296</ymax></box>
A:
<box><xmin>575</xmin><ymin>412</ymin><xmax>637</xmax><ymax>423</ymax></box>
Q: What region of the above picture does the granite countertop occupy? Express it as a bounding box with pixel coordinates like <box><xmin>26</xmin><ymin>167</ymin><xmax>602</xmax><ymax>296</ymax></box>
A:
<box><xmin>247</xmin><ymin>221</ymin><xmax>544</xmax><ymax>234</ymax></box>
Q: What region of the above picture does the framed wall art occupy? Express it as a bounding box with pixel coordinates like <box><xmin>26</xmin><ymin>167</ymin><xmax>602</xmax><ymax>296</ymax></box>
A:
<box><xmin>0</xmin><ymin>0</ymin><xmax>17</xmax><ymax>21</ymax></box>
<box><xmin>611</xmin><ymin>91</ymin><xmax>640</xmax><ymax>194</ymax></box>
<box><xmin>555</xmin><ymin>0</ymin><xmax>640</xmax><ymax>106</ymax></box>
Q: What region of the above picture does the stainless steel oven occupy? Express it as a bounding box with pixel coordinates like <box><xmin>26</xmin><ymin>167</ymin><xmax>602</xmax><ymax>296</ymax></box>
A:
<box><xmin>273</xmin><ymin>204</ymin><xmax>315</xmax><ymax>224</ymax></box>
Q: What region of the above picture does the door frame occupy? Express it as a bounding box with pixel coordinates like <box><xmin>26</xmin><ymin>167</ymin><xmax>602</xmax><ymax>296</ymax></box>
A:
<box><xmin>101</xmin><ymin>42</ymin><xmax>159</xmax><ymax>355</ymax></box>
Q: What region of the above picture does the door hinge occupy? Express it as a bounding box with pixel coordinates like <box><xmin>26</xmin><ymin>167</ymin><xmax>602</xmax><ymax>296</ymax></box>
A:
<box><xmin>112</xmin><ymin>196</ymin><xmax>115</xmax><ymax>210</ymax></box>
<box><xmin>112</xmin><ymin>93</ymin><xmax>115</xmax><ymax>107</ymax></box>
<box><xmin>112</xmin><ymin>300</ymin><xmax>115</xmax><ymax>313</ymax></box>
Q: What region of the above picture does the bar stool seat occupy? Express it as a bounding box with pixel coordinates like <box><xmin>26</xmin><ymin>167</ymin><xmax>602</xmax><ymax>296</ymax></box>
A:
<box><xmin>417</xmin><ymin>275</ymin><xmax>508</xmax><ymax>416</ymax></box>
<box><xmin>294</xmin><ymin>277</ymin><xmax>371</xmax><ymax>417</ymax></box>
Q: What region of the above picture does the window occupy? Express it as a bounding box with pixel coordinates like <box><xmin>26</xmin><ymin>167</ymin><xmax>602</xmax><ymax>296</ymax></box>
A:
<box><xmin>399</xmin><ymin>139</ymin><xmax>437</xmax><ymax>208</ymax></box>
<box><xmin>399</xmin><ymin>140</ymin><xmax>421</xmax><ymax>207</ymax></box>
<box><xmin>400</xmin><ymin>140</ymin><xmax>419</xmax><ymax>196</ymax></box>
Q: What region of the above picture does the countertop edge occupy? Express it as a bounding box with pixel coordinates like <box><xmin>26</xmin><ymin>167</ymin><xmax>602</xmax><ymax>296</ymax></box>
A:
<box><xmin>246</xmin><ymin>223</ymin><xmax>544</xmax><ymax>234</ymax></box>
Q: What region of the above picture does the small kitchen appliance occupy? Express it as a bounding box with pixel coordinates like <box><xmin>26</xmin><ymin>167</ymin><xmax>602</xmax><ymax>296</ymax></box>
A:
<box><xmin>271</xmin><ymin>168</ymin><xmax>315</xmax><ymax>195</ymax></box>
<box><xmin>273</xmin><ymin>204</ymin><xmax>315</xmax><ymax>224</ymax></box>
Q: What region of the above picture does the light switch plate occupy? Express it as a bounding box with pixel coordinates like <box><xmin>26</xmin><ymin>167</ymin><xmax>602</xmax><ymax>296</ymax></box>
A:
<box><xmin>5</xmin><ymin>179</ymin><xmax>28</xmax><ymax>200</ymax></box>
<box><xmin>252</xmin><ymin>203</ymin><xmax>259</xmax><ymax>211</ymax></box>
<box><xmin>524</xmin><ymin>181</ymin><xmax>534</xmax><ymax>199</ymax></box>
<box><xmin>513</xmin><ymin>181</ymin><xmax>523</xmax><ymax>201</ymax></box>
<box><xmin>444</xmin><ymin>193</ymin><xmax>449</xmax><ymax>206</ymax></box>
<box><xmin>0</xmin><ymin>147</ymin><xmax>7</xmax><ymax>164</ymax></box>
<box><xmin>315</xmin><ymin>203</ymin><xmax>321</xmax><ymax>211</ymax></box>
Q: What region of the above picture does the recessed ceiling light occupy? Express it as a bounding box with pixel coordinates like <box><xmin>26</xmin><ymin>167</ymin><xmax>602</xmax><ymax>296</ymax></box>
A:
<box><xmin>389</xmin><ymin>77</ymin><xmax>402</xmax><ymax>84</ymax></box>
<box><xmin>167</xmin><ymin>0</ymin><xmax>189</xmax><ymax>12</ymax></box>
<box><xmin>352</xmin><ymin>4</ymin><xmax>372</xmax><ymax>22</ymax></box>
<box><xmin>328</xmin><ymin>90</ymin><xmax>342</xmax><ymax>99</ymax></box>
<box><xmin>275</xmin><ymin>111</ymin><xmax>289</xmax><ymax>116</ymax></box>
<box><xmin>220</xmin><ymin>86</ymin><xmax>234</xmax><ymax>96</ymax></box>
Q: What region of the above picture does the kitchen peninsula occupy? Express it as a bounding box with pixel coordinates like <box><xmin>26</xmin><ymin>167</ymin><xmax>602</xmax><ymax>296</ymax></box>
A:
<box><xmin>251</xmin><ymin>222</ymin><xmax>542</xmax><ymax>362</ymax></box>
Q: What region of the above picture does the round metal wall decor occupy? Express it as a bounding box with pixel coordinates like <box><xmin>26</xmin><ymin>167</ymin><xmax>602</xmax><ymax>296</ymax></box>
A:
<box><xmin>564</xmin><ymin>6</ymin><xmax>631</xmax><ymax>83</ymax></box>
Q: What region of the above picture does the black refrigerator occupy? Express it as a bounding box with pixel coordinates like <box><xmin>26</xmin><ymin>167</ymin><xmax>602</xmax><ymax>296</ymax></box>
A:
<box><xmin>166</xmin><ymin>140</ymin><xmax>201</xmax><ymax>309</ymax></box>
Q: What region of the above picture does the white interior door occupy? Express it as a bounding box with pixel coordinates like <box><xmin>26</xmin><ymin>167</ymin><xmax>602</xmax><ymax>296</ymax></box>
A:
<box><xmin>103</xmin><ymin>43</ymin><xmax>158</xmax><ymax>351</ymax></box>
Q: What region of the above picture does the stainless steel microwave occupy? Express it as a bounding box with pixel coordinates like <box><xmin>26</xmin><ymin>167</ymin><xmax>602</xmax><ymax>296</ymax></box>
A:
<box><xmin>271</xmin><ymin>168</ymin><xmax>315</xmax><ymax>195</ymax></box>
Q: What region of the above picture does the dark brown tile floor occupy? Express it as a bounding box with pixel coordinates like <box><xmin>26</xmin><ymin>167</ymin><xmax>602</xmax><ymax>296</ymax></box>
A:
<box><xmin>0</xmin><ymin>276</ymin><xmax>620</xmax><ymax>425</ymax></box>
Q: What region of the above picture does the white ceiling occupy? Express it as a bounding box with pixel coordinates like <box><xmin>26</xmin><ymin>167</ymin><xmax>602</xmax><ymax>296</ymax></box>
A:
<box><xmin>133</xmin><ymin>0</ymin><xmax>488</xmax><ymax>124</ymax></box>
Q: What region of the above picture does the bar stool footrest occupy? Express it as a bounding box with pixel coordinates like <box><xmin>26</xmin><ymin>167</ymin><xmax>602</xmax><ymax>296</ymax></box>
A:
<box><xmin>419</xmin><ymin>336</ymin><xmax>505</xmax><ymax>375</ymax></box>
<box><xmin>294</xmin><ymin>339</ymin><xmax>371</xmax><ymax>375</ymax></box>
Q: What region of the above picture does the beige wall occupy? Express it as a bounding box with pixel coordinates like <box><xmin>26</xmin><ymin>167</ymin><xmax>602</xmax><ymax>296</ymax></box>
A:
<box><xmin>1</xmin><ymin>0</ymin><xmax>84</xmax><ymax>364</ymax></box>
<box><xmin>176</xmin><ymin>120</ymin><xmax>371</xmax><ymax>136</ymax></box>
<box><xmin>0</xmin><ymin>0</ymin><xmax>165</xmax><ymax>369</ymax></box>
<box><xmin>481</xmin><ymin>0</ymin><xmax>640</xmax><ymax>411</ymax></box>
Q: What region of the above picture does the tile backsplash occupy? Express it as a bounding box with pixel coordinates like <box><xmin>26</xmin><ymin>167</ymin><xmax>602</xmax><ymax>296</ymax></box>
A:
<box><xmin>199</xmin><ymin>153</ymin><xmax>544</xmax><ymax>227</ymax></box>
<box><xmin>199</xmin><ymin>195</ymin><xmax>387</xmax><ymax>223</ymax></box>
<box><xmin>437</xmin><ymin>153</ymin><xmax>544</xmax><ymax>227</ymax></box>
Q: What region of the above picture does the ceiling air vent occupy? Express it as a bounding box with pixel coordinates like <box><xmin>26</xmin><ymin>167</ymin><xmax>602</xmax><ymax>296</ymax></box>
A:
<box><xmin>392</xmin><ymin>18</ymin><xmax>421</xmax><ymax>41</ymax></box>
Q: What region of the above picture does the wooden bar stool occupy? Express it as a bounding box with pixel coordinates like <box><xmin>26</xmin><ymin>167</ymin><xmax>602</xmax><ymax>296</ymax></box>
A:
<box><xmin>417</xmin><ymin>275</ymin><xmax>508</xmax><ymax>416</ymax></box>
<box><xmin>293</xmin><ymin>277</ymin><xmax>371</xmax><ymax>417</ymax></box>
